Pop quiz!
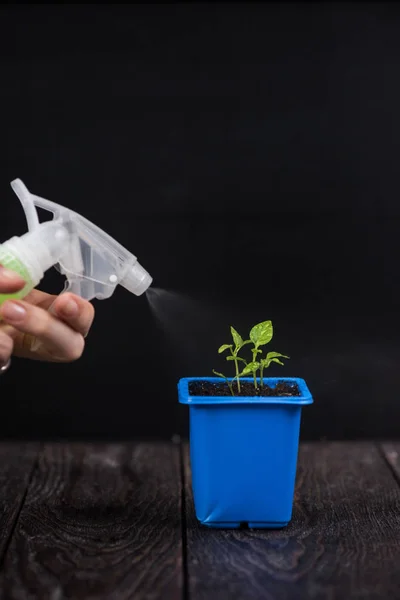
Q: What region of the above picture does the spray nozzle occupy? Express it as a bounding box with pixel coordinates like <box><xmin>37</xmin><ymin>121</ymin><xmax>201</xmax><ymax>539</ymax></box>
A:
<box><xmin>9</xmin><ymin>179</ymin><xmax>153</xmax><ymax>301</ymax></box>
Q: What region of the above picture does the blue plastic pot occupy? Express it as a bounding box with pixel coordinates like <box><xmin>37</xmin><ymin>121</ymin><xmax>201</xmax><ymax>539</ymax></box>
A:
<box><xmin>178</xmin><ymin>376</ymin><xmax>313</xmax><ymax>529</ymax></box>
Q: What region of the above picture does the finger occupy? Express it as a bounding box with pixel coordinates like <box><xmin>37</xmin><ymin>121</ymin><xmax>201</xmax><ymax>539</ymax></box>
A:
<box><xmin>51</xmin><ymin>293</ymin><xmax>95</xmax><ymax>338</ymax></box>
<box><xmin>23</xmin><ymin>288</ymin><xmax>57</xmax><ymax>309</ymax></box>
<box><xmin>0</xmin><ymin>329</ymin><xmax>13</xmax><ymax>366</ymax></box>
<box><xmin>0</xmin><ymin>323</ymin><xmax>18</xmax><ymax>340</ymax></box>
<box><xmin>0</xmin><ymin>266</ymin><xmax>26</xmax><ymax>294</ymax></box>
<box><xmin>0</xmin><ymin>300</ymin><xmax>84</xmax><ymax>362</ymax></box>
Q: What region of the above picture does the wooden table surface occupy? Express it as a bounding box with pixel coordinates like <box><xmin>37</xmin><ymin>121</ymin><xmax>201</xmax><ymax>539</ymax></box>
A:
<box><xmin>0</xmin><ymin>441</ymin><xmax>398</xmax><ymax>599</ymax></box>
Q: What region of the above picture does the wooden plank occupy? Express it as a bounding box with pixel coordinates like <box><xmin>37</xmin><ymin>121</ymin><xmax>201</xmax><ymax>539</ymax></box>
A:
<box><xmin>381</xmin><ymin>442</ymin><xmax>400</xmax><ymax>482</ymax></box>
<box><xmin>184</xmin><ymin>441</ymin><xmax>400</xmax><ymax>600</ymax></box>
<box><xmin>1</xmin><ymin>443</ymin><xmax>183</xmax><ymax>600</ymax></box>
<box><xmin>0</xmin><ymin>443</ymin><xmax>38</xmax><ymax>563</ymax></box>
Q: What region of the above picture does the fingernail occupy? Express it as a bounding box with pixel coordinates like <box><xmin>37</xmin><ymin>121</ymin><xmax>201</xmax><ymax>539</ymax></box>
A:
<box><xmin>60</xmin><ymin>298</ymin><xmax>78</xmax><ymax>317</ymax></box>
<box><xmin>0</xmin><ymin>265</ymin><xmax>25</xmax><ymax>283</ymax></box>
<box><xmin>1</xmin><ymin>301</ymin><xmax>26</xmax><ymax>323</ymax></box>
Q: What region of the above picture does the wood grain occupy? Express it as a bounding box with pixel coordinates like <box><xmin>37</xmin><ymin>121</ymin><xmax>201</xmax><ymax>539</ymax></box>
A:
<box><xmin>184</xmin><ymin>441</ymin><xmax>400</xmax><ymax>600</ymax></box>
<box><xmin>0</xmin><ymin>443</ymin><xmax>37</xmax><ymax>563</ymax></box>
<box><xmin>1</xmin><ymin>443</ymin><xmax>182</xmax><ymax>600</ymax></box>
<box><xmin>381</xmin><ymin>442</ymin><xmax>400</xmax><ymax>482</ymax></box>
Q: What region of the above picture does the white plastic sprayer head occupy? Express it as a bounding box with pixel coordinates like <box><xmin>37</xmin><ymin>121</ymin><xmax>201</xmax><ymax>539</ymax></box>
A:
<box><xmin>120</xmin><ymin>261</ymin><xmax>153</xmax><ymax>296</ymax></box>
<box><xmin>9</xmin><ymin>177</ymin><xmax>154</xmax><ymax>301</ymax></box>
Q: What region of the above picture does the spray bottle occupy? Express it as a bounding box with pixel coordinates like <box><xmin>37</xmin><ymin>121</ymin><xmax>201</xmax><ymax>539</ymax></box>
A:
<box><xmin>0</xmin><ymin>178</ymin><xmax>153</xmax><ymax>307</ymax></box>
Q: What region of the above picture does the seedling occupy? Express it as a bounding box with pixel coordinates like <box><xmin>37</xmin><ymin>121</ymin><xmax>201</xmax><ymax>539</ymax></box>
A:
<box><xmin>213</xmin><ymin>326</ymin><xmax>251</xmax><ymax>393</ymax></box>
<box><xmin>213</xmin><ymin>320</ymin><xmax>289</xmax><ymax>394</ymax></box>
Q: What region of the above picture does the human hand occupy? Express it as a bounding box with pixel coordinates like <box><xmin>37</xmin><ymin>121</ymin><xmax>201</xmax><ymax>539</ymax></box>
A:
<box><xmin>0</xmin><ymin>266</ymin><xmax>95</xmax><ymax>367</ymax></box>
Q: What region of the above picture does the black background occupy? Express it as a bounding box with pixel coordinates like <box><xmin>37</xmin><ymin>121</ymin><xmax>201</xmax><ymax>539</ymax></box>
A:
<box><xmin>1</xmin><ymin>2</ymin><xmax>399</xmax><ymax>441</ymax></box>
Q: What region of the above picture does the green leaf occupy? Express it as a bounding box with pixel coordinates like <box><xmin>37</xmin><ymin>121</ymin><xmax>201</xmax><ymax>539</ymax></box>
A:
<box><xmin>261</xmin><ymin>353</ymin><xmax>289</xmax><ymax>369</ymax></box>
<box><xmin>237</xmin><ymin>361</ymin><xmax>260</xmax><ymax>377</ymax></box>
<box><xmin>226</xmin><ymin>356</ymin><xmax>247</xmax><ymax>363</ymax></box>
<box><xmin>218</xmin><ymin>344</ymin><xmax>233</xmax><ymax>354</ymax></box>
<box><xmin>212</xmin><ymin>370</ymin><xmax>227</xmax><ymax>379</ymax></box>
<box><xmin>249</xmin><ymin>321</ymin><xmax>273</xmax><ymax>347</ymax></box>
<box><xmin>266</xmin><ymin>352</ymin><xmax>289</xmax><ymax>360</ymax></box>
<box><xmin>233</xmin><ymin>339</ymin><xmax>252</xmax><ymax>356</ymax></box>
<box><xmin>230</xmin><ymin>326</ymin><xmax>243</xmax><ymax>349</ymax></box>
<box><xmin>271</xmin><ymin>358</ymin><xmax>285</xmax><ymax>366</ymax></box>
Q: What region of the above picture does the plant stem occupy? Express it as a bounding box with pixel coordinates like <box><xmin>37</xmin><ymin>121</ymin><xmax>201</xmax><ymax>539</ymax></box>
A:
<box><xmin>212</xmin><ymin>370</ymin><xmax>235</xmax><ymax>396</ymax></box>
<box><xmin>230</xmin><ymin>348</ymin><xmax>241</xmax><ymax>393</ymax></box>
<box><xmin>260</xmin><ymin>365</ymin><xmax>264</xmax><ymax>387</ymax></box>
<box><xmin>234</xmin><ymin>359</ymin><xmax>241</xmax><ymax>393</ymax></box>
<box><xmin>252</xmin><ymin>348</ymin><xmax>258</xmax><ymax>389</ymax></box>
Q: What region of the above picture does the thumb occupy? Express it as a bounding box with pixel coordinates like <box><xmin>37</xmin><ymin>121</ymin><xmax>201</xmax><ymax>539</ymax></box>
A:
<box><xmin>0</xmin><ymin>265</ymin><xmax>26</xmax><ymax>294</ymax></box>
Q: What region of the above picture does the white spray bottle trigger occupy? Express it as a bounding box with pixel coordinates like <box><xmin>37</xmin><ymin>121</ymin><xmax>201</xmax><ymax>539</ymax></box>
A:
<box><xmin>10</xmin><ymin>179</ymin><xmax>153</xmax><ymax>301</ymax></box>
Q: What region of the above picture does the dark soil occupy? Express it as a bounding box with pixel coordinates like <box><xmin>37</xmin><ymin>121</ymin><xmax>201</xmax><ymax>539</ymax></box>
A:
<box><xmin>189</xmin><ymin>380</ymin><xmax>301</xmax><ymax>397</ymax></box>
